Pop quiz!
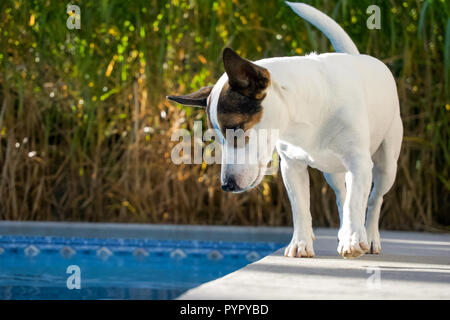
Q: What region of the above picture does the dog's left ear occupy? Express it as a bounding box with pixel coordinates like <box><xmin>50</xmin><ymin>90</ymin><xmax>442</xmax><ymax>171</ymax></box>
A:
<box><xmin>167</xmin><ymin>86</ymin><xmax>213</xmax><ymax>108</ymax></box>
<box><xmin>223</xmin><ymin>48</ymin><xmax>270</xmax><ymax>97</ymax></box>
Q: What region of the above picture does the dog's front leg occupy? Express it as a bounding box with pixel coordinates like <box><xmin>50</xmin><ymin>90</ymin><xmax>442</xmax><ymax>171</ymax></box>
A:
<box><xmin>280</xmin><ymin>157</ymin><xmax>315</xmax><ymax>258</ymax></box>
<box><xmin>337</xmin><ymin>153</ymin><xmax>373</xmax><ymax>258</ymax></box>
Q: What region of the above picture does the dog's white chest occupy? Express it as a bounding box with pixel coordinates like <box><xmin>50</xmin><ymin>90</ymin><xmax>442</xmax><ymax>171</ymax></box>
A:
<box><xmin>277</xmin><ymin>141</ymin><xmax>345</xmax><ymax>173</ymax></box>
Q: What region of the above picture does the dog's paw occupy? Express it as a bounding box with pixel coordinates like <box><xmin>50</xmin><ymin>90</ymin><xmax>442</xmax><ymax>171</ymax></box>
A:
<box><xmin>284</xmin><ymin>235</ymin><xmax>315</xmax><ymax>258</ymax></box>
<box><xmin>337</xmin><ymin>226</ymin><xmax>369</xmax><ymax>259</ymax></box>
<box><xmin>366</xmin><ymin>228</ymin><xmax>381</xmax><ymax>254</ymax></box>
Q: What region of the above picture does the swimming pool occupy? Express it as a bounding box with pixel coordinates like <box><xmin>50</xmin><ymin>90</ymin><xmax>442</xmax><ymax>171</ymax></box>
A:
<box><xmin>0</xmin><ymin>234</ymin><xmax>284</xmax><ymax>300</ymax></box>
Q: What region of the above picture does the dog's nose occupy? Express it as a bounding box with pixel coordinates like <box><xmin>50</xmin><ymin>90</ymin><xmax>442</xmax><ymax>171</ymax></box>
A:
<box><xmin>222</xmin><ymin>177</ymin><xmax>239</xmax><ymax>192</ymax></box>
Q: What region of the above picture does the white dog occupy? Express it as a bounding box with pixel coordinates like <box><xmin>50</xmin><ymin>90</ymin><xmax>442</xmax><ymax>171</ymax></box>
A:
<box><xmin>168</xmin><ymin>2</ymin><xmax>403</xmax><ymax>259</ymax></box>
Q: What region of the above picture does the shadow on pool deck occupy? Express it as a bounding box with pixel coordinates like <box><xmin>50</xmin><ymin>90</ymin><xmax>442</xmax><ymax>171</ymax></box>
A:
<box><xmin>242</xmin><ymin>252</ymin><xmax>450</xmax><ymax>284</ymax></box>
<box><xmin>178</xmin><ymin>229</ymin><xmax>450</xmax><ymax>299</ymax></box>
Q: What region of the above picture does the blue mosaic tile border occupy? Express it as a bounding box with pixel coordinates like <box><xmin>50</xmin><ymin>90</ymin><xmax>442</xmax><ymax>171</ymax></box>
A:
<box><xmin>0</xmin><ymin>235</ymin><xmax>285</xmax><ymax>262</ymax></box>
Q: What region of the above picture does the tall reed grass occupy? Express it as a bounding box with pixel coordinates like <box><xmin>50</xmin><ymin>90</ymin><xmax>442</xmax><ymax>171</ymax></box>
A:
<box><xmin>0</xmin><ymin>0</ymin><xmax>448</xmax><ymax>231</ymax></box>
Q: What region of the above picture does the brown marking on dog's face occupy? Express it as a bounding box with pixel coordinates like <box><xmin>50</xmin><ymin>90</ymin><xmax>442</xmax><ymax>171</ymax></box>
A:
<box><xmin>217</xmin><ymin>83</ymin><xmax>265</xmax><ymax>135</ymax></box>
<box><xmin>214</xmin><ymin>48</ymin><xmax>271</xmax><ymax>141</ymax></box>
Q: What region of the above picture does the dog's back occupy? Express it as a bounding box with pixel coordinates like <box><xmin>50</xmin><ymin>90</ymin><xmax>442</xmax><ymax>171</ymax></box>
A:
<box><xmin>255</xmin><ymin>3</ymin><xmax>401</xmax><ymax>155</ymax></box>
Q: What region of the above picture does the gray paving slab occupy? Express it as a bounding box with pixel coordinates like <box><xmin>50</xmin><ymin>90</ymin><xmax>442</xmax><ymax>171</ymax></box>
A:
<box><xmin>179</xmin><ymin>228</ymin><xmax>450</xmax><ymax>300</ymax></box>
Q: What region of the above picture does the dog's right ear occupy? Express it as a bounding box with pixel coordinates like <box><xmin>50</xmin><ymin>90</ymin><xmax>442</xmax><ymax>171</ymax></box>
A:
<box><xmin>166</xmin><ymin>86</ymin><xmax>213</xmax><ymax>108</ymax></box>
<box><xmin>222</xmin><ymin>48</ymin><xmax>270</xmax><ymax>97</ymax></box>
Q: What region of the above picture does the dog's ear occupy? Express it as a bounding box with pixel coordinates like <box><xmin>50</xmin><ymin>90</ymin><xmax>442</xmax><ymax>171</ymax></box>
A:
<box><xmin>167</xmin><ymin>86</ymin><xmax>213</xmax><ymax>108</ymax></box>
<box><xmin>222</xmin><ymin>48</ymin><xmax>270</xmax><ymax>97</ymax></box>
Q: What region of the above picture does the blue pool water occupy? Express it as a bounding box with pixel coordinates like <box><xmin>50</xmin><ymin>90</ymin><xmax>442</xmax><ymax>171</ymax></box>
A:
<box><xmin>0</xmin><ymin>235</ymin><xmax>284</xmax><ymax>300</ymax></box>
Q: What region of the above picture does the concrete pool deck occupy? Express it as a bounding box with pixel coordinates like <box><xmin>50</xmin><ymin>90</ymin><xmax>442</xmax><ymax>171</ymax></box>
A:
<box><xmin>179</xmin><ymin>228</ymin><xmax>450</xmax><ymax>300</ymax></box>
<box><xmin>1</xmin><ymin>221</ymin><xmax>448</xmax><ymax>299</ymax></box>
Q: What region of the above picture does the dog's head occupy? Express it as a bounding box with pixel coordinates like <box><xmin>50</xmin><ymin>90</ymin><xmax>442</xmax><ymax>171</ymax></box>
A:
<box><xmin>168</xmin><ymin>48</ymin><xmax>283</xmax><ymax>193</ymax></box>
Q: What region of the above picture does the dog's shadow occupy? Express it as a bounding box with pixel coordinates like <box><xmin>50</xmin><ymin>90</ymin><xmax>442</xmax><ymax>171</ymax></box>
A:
<box><xmin>249</xmin><ymin>248</ymin><xmax>450</xmax><ymax>284</ymax></box>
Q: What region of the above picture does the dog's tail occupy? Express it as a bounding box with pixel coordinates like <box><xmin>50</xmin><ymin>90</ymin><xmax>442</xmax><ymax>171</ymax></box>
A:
<box><xmin>285</xmin><ymin>1</ymin><xmax>359</xmax><ymax>55</ymax></box>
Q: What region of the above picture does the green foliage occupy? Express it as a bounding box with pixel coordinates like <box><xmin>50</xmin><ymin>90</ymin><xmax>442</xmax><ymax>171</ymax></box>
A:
<box><xmin>0</xmin><ymin>0</ymin><xmax>448</xmax><ymax>230</ymax></box>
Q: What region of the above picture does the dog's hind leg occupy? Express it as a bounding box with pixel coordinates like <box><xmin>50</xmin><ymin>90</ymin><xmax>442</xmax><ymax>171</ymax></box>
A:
<box><xmin>323</xmin><ymin>172</ymin><xmax>346</xmax><ymax>228</ymax></box>
<box><xmin>366</xmin><ymin>116</ymin><xmax>403</xmax><ymax>254</ymax></box>
<box><xmin>280</xmin><ymin>157</ymin><xmax>315</xmax><ymax>258</ymax></box>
